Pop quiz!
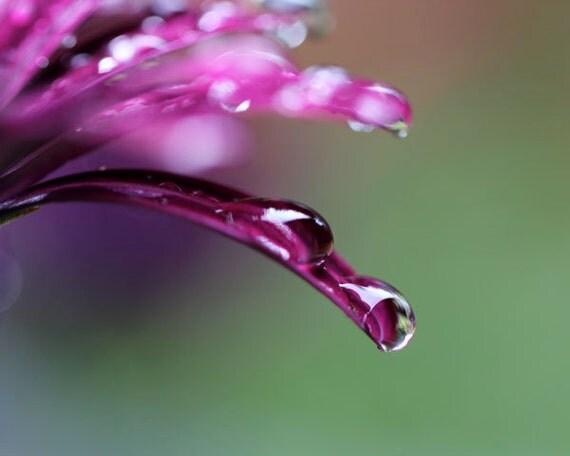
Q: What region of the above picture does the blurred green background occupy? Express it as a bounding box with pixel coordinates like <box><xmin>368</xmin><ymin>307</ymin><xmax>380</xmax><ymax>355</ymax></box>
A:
<box><xmin>1</xmin><ymin>1</ymin><xmax>569</xmax><ymax>454</ymax></box>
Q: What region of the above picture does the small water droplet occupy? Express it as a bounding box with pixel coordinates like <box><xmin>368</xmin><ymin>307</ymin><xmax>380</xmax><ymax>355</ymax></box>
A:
<box><xmin>198</xmin><ymin>1</ymin><xmax>239</xmax><ymax>32</ymax></box>
<box><xmin>70</xmin><ymin>53</ymin><xmax>91</xmax><ymax>69</ymax></box>
<box><xmin>259</xmin><ymin>0</ymin><xmax>325</xmax><ymax>13</ymax></box>
<box><xmin>208</xmin><ymin>79</ymin><xmax>251</xmax><ymax>113</ymax></box>
<box><xmin>276</xmin><ymin>20</ymin><xmax>308</xmax><ymax>48</ymax></box>
<box><xmin>347</xmin><ymin>120</ymin><xmax>375</xmax><ymax>133</ymax></box>
<box><xmin>302</xmin><ymin>65</ymin><xmax>349</xmax><ymax>106</ymax></box>
<box><xmin>340</xmin><ymin>276</ymin><xmax>415</xmax><ymax>352</ymax></box>
<box><xmin>98</xmin><ymin>57</ymin><xmax>118</xmax><ymax>74</ymax></box>
<box><xmin>222</xmin><ymin>99</ymin><xmax>251</xmax><ymax>113</ymax></box>
<box><xmin>158</xmin><ymin>182</ymin><xmax>183</xmax><ymax>192</ymax></box>
<box><xmin>388</xmin><ymin>121</ymin><xmax>410</xmax><ymax>139</ymax></box>
<box><xmin>35</xmin><ymin>56</ymin><xmax>49</xmax><ymax>69</ymax></box>
<box><xmin>61</xmin><ymin>34</ymin><xmax>77</xmax><ymax>49</ymax></box>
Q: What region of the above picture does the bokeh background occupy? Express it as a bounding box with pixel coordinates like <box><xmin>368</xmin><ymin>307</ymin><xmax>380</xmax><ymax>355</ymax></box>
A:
<box><xmin>1</xmin><ymin>0</ymin><xmax>569</xmax><ymax>454</ymax></box>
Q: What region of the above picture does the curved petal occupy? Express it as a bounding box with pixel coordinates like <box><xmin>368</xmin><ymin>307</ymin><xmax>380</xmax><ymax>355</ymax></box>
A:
<box><xmin>0</xmin><ymin>169</ymin><xmax>416</xmax><ymax>352</ymax></box>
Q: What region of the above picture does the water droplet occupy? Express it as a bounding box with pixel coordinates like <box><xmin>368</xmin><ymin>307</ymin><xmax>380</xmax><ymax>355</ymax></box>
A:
<box><xmin>275</xmin><ymin>20</ymin><xmax>308</xmax><ymax>48</ymax></box>
<box><xmin>387</xmin><ymin>120</ymin><xmax>410</xmax><ymax>139</ymax></box>
<box><xmin>158</xmin><ymin>182</ymin><xmax>183</xmax><ymax>192</ymax></box>
<box><xmin>340</xmin><ymin>276</ymin><xmax>415</xmax><ymax>352</ymax></box>
<box><xmin>209</xmin><ymin>79</ymin><xmax>251</xmax><ymax>113</ymax></box>
<box><xmin>223</xmin><ymin>99</ymin><xmax>251</xmax><ymax>113</ymax></box>
<box><xmin>35</xmin><ymin>56</ymin><xmax>49</xmax><ymax>69</ymax></box>
<box><xmin>259</xmin><ymin>0</ymin><xmax>325</xmax><ymax>13</ymax></box>
<box><xmin>198</xmin><ymin>2</ymin><xmax>240</xmax><ymax>32</ymax></box>
<box><xmin>61</xmin><ymin>34</ymin><xmax>77</xmax><ymax>49</ymax></box>
<box><xmin>347</xmin><ymin>120</ymin><xmax>375</xmax><ymax>133</ymax></box>
<box><xmin>302</xmin><ymin>65</ymin><xmax>349</xmax><ymax>106</ymax></box>
<box><xmin>70</xmin><ymin>53</ymin><xmax>91</xmax><ymax>69</ymax></box>
<box><xmin>98</xmin><ymin>57</ymin><xmax>118</xmax><ymax>74</ymax></box>
<box><xmin>221</xmin><ymin>198</ymin><xmax>334</xmax><ymax>263</ymax></box>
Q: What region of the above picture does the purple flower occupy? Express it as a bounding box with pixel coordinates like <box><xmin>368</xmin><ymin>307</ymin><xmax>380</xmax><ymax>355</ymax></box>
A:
<box><xmin>0</xmin><ymin>0</ymin><xmax>415</xmax><ymax>352</ymax></box>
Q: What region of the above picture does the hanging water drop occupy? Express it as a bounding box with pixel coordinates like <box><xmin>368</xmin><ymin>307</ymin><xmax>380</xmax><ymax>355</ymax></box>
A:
<box><xmin>348</xmin><ymin>120</ymin><xmax>375</xmax><ymax>133</ymax></box>
<box><xmin>339</xmin><ymin>275</ymin><xmax>415</xmax><ymax>352</ymax></box>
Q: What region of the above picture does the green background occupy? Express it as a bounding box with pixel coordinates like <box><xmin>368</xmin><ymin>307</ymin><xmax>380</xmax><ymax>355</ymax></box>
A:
<box><xmin>1</xmin><ymin>1</ymin><xmax>568</xmax><ymax>454</ymax></box>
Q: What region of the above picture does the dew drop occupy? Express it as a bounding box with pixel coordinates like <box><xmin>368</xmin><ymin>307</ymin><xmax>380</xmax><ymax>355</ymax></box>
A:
<box><xmin>158</xmin><ymin>182</ymin><xmax>183</xmax><ymax>192</ymax></box>
<box><xmin>98</xmin><ymin>57</ymin><xmax>118</xmax><ymax>74</ymax></box>
<box><xmin>347</xmin><ymin>120</ymin><xmax>375</xmax><ymax>133</ymax></box>
<box><xmin>220</xmin><ymin>198</ymin><xmax>334</xmax><ymax>263</ymax></box>
<box><xmin>222</xmin><ymin>99</ymin><xmax>251</xmax><ymax>113</ymax></box>
<box><xmin>388</xmin><ymin>121</ymin><xmax>410</xmax><ymax>139</ymax></box>
<box><xmin>302</xmin><ymin>65</ymin><xmax>349</xmax><ymax>106</ymax></box>
<box><xmin>35</xmin><ymin>56</ymin><xmax>49</xmax><ymax>69</ymax></box>
<box><xmin>61</xmin><ymin>34</ymin><xmax>77</xmax><ymax>49</ymax></box>
<box><xmin>275</xmin><ymin>20</ymin><xmax>309</xmax><ymax>48</ymax></box>
<box><xmin>208</xmin><ymin>79</ymin><xmax>251</xmax><ymax>113</ymax></box>
<box><xmin>259</xmin><ymin>0</ymin><xmax>325</xmax><ymax>13</ymax></box>
<box><xmin>339</xmin><ymin>276</ymin><xmax>415</xmax><ymax>352</ymax></box>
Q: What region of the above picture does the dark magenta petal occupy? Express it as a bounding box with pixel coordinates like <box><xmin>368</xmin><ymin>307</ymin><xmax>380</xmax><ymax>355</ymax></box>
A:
<box><xmin>0</xmin><ymin>169</ymin><xmax>416</xmax><ymax>351</ymax></box>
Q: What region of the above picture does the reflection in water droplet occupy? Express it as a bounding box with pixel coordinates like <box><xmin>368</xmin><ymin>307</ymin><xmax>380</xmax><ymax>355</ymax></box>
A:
<box><xmin>340</xmin><ymin>276</ymin><xmax>415</xmax><ymax>352</ymax></box>
<box><xmin>0</xmin><ymin>251</ymin><xmax>23</xmax><ymax>313</ymax></box>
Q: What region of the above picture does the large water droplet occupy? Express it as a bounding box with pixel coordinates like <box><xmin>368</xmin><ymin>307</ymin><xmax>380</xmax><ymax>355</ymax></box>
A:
<box><xmin>220</xmin><ymin>198</ymin><xmax>334</xmax><ymax>263</ymax></box>
<box><xmin>340</xmin><ymin>276</ymin><xmax>415</xmax><ymax>352</ymax></box>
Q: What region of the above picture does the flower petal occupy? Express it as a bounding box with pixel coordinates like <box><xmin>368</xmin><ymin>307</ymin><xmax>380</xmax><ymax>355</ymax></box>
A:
<box><xmin>0</xmin><ymin>168</ymin><xmax>416</xmax><ymax>352</ymax></box>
